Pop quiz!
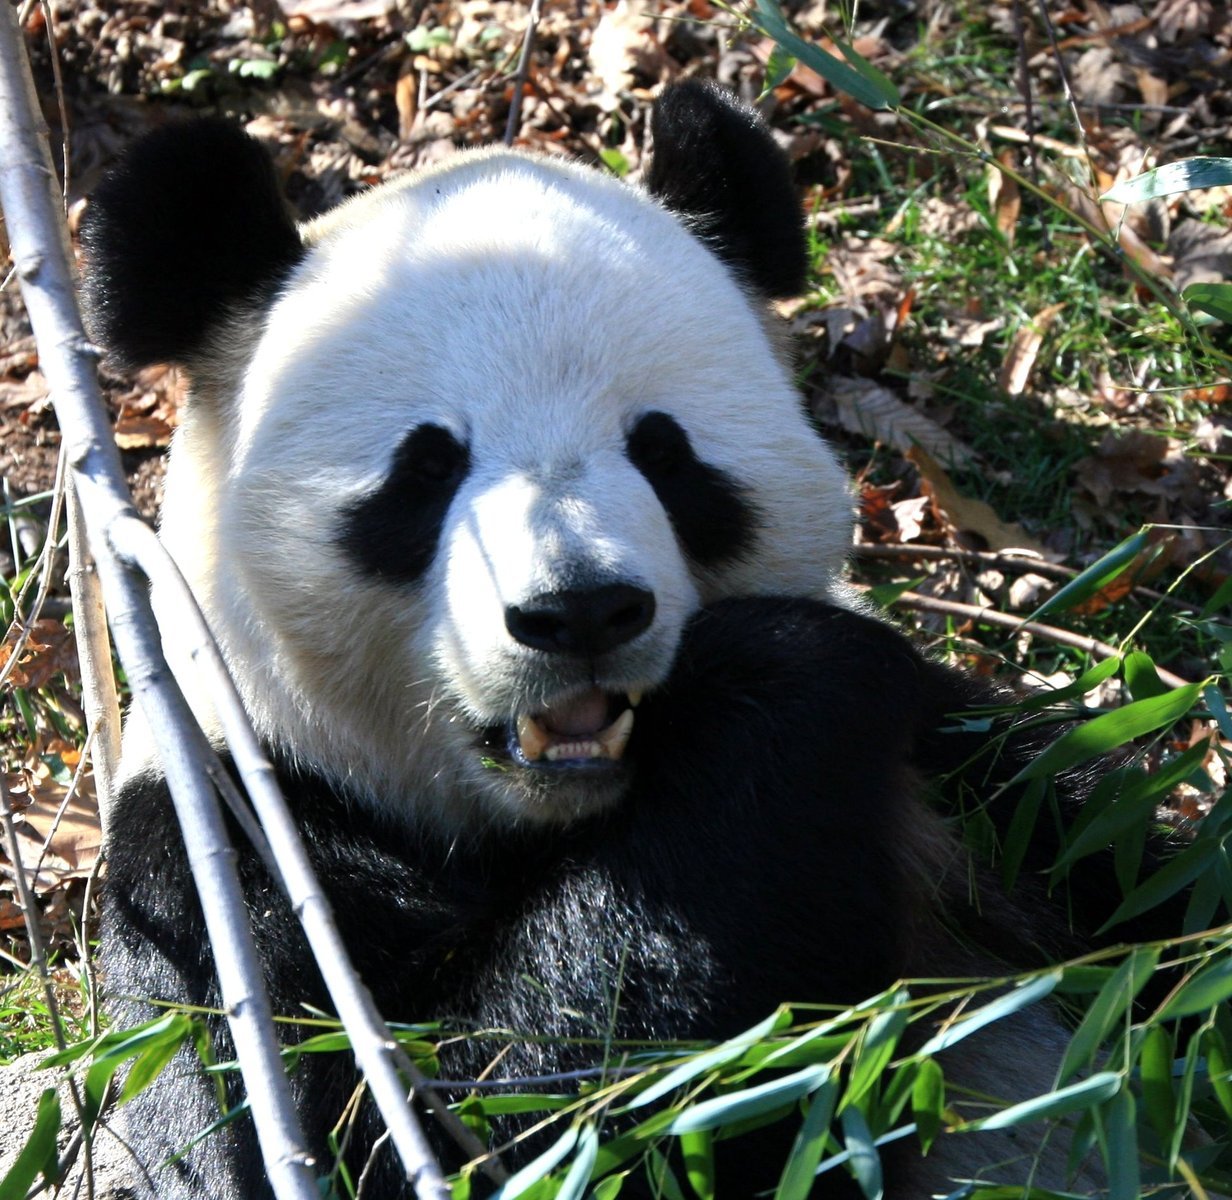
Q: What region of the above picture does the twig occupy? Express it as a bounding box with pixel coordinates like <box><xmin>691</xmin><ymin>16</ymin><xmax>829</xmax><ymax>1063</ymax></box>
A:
<box><xmin>886</xmin><ymin>588</ymin><xmax>1192</xmax><ymax>690</ymax></box>
<box><xmin>503</xmin><ymin>0</ymin><xmax>542</xmax><ymax>147</ymax></box>
<box><xmin>65</xmin><ymin>479</ymin><xmax>121</xmax><ymax>818</ymax></box>
<box><xmin>428</xmin><ymin>1065</ymin><xmax>645</xmax><ymax>1090</ymax></box>
<box><xmin>853</xmin><ymin>542</ymin><xmax>1199</xmax><ymax>614</ymax></box>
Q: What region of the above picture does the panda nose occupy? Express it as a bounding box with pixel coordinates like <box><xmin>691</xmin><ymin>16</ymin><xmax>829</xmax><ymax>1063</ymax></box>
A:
<box><xmin>505</xmin><ymin>585</ymin><xmax>656</xmax><ymax>656</ymax></box>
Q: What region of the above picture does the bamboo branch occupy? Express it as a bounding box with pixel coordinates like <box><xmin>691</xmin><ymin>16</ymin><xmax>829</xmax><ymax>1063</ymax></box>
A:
<box><xmin>0</xmin><ymin>9</ymin><xmax>318</xmax><ymax>1197</ymax></box>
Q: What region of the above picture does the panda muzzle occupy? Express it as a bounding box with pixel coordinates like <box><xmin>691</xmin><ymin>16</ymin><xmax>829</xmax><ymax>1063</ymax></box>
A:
<box><xmin>514</xmin><ymin>687</ymin><xmax>640</xmax><ymax>764</ymax></box>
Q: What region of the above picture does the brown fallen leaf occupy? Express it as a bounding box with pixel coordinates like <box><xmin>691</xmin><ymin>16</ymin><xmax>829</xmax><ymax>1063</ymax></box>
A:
<box><xmin>997</xmin><ymin>302</ymin><xmax>1065</xmax><ymax>396</ymax></box>
<box><xmin>989</xmin><ymin>150</ymin><xmax>1021</xmax><ymax>244</ymax></box>
<box><xmin>113</xmin><ymin>414</ymin><xmax>175</xmax><ymax>450</ymax></box>
<box><xmin>830</xmin><ymin>377</ymin><xmax>977</xmax><ymax>466</ymax></box>
<box><xmin>0</xmin><ymin>619</ymin><xmax>78</xmax><ymax>690</ymax></box>
<box><xmin>907</xmin><ymin>446</ymin><xmax>1049</xmax><ymax>554</ymax></box>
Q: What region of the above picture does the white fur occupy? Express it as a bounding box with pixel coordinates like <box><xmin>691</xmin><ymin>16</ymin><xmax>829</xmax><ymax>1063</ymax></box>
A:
<box><xmin>147</xmin><ymin>147</ymin><xmax>854</xmax><ymax>830</ymax></box>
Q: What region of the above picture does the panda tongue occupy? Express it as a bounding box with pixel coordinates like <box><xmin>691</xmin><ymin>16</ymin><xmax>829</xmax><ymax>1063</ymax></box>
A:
<box><xmin>539</xmin><ymin>688</ymin><xmax>609</xmax><ymax>736</ymax></box>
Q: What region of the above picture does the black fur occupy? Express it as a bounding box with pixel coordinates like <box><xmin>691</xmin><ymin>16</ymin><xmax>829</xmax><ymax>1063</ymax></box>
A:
<box><xmin>104</xmin><ymin>598</ymin><xmax>1112</xmax><ymax>1199</ymax></box>
<box><xmin>81</xmin><ymin>118</ymin><xmax>303</xmax><ymax>369</ymax></box>
<box><xmin>626</xmin><ymin>411</ymin><xmax>759</xmax><ymax>566</ymax></box>
<box><xmin>647</xmin><ymin>81</ymin><xmax>808</xmax><ymax>299</ymax></box>
<box><xmin>338</xmin><ymin>423</ymin><xmax>471</xmax><ymax>584</ymax></box>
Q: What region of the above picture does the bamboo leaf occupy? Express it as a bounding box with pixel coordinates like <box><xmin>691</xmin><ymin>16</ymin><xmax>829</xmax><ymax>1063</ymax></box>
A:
<box><xmin>910</xmin><ymin>1059</ymin><xmax>945</xmax><ymax>1154</ymax></box>
<box><xmin>1099</xmin><ymin>839</ymin><xmax>1223</xmax><ymax>933</ymax></box>
<box><xmin>1138</xmin><ymin>1023</ymin><xmax>1175</xmax><ymax>1146</ymax></box>
<box><xmin>750</xmin><ymin>0</ymin><xmax>897</xmax><ymax>110</ymax></box>
<box><xmin>669</xmin><ymin>1064</ymin><xmax>831</xmax><ymax>1135</ymax></box>
<box><xmin>840</xmin><ymin>1106</ymin><xmax>883</xmax><ymax>1200</ymax></box>
<box><xmin>1103</xmin><ymin>1088</ymin><xmax>1139</xmax><ymax>1200</ymax></box>
<box><xmin>1058</xmin><ymin>947</ymin><xmax>1160</xmax><ymax>1083</ymax></box>
<box><xmin>774</xmin><ymin>1077</ymin><xmax>838</xmax><ymax>1200</ymax></box>
<box><xmin>917</xmin><ymin>973</ymin><xmax>1059</xmax><ymax>1056</ymax></box>
<box><xmin>1101</xmin><ymin>157</ymin><xmax>1232</xmax><ymax>203</ymax></box>
<box><xmin>491</xmin><ymin>1126</ymin><xmax>578</xmax><ymax>1198</ymax></box>
<box><xmin>964</xmin><ymin>1071</ymin><xmax>1121</xmax><ymax>1131</ymax></box>
<box><xmin>1023</xmin><ymin>528</ymin><xmax>1149</xmax><ymax>623</ymax></box>
<box><xmin>555</xmin><ymin>1126</ymin><xmax>599</xmax><ymax>1200</ymax></box>
<box><xmin>1185</xmin><ymin>282</ymin><xmax>1232</xmax><ymax>324</ymax></box>
<box><xmin>680</xmin><ymin>1127</ymin><xmax>714</xmax><ymax>1200</ymax></box>
<box><xmin>631</xmin><ymin>1011</ymin><xmax>785</xmax><ymax>1109</ymax></box>
<box><xmin>0</xmin><ymin>1088</ymin><xmax>60</xmax><ymax>1200</ymax></box>
<box><xmin>1012</xmin><ymin>683</ymin><xmax>1204</xmax><ymax>785</ymax></box>
<box><xmin>1157</xmin><ymin>947</ymin><xmax>1232</xmax><ymax>1020</ymax></box>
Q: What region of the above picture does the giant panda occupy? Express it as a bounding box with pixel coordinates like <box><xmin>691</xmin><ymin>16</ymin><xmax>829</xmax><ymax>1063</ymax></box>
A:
<box><xmin>83</xmin><ymin>82</ymin><xmax>1137</xmax><ymax>1199</ymax></box>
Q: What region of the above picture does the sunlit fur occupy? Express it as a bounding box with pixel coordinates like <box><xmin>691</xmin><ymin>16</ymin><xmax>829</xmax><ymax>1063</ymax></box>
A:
<box><xmin>140</xmin><ymin>148</ymin><xmax>853</xmax><ymax>831</ymax></box>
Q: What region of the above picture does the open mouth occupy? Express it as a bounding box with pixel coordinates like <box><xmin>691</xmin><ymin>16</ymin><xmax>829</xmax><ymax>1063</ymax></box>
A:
<box><xmin>501</xmin><ymin>687</ymin><xmax>642</xmax><ymax>769</ymax></box>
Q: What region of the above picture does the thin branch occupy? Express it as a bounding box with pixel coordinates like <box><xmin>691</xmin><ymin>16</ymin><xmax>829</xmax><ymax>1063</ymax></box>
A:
<box><xmin>886</xmin><ymin>588</ymin><xmax>1193</xmax><ymax>691</ymax></box>
<box><xmin>503</xmin><ymin>0</ymin><xmax>542</xmax><ymax>147</ymax></box>
<box><xmin>0</xmin><ymin>9</ymin><xmax>319</xmax><ymax>1197</ymax></box>
<box><xmin>65</xmin><ymin>479</ymin><xmax>121</xmax><ymax>815</ymax></box>
<box><xmin>853</xmin><ymin>542</ymin><xmax>1199</xmax><ymax>614</ymax></box>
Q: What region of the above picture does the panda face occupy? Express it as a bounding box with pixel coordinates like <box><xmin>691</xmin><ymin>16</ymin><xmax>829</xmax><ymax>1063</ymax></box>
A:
<box><xmin>85</xmin><ymin>90</ymin><xmax>854</xmax><ymax>832</ymax></box>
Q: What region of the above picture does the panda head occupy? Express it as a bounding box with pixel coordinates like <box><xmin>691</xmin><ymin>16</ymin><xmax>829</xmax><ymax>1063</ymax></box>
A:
<box><xmin>84</xmin><ymin>83</ymin><xmax>853</xmax><ymax>832</ymax></box>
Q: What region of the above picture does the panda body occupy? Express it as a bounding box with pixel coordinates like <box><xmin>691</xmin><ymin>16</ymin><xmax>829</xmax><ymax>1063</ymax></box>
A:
<box><xmin>87</xmin><ymin>85</ymin><xmax>1113</xmax><ymax>1198</ymax></box>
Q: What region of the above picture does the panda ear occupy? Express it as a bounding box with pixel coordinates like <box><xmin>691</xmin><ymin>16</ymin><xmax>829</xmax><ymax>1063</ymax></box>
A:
<box><xmin>81</xmin><ymin>119</ymin><xmax>304</xmax><ymax>370</ymax></box>
<box><xmin>647</xmin><ymin>81</ymin><xmax>807</xmax><ymax>299</ymax></box>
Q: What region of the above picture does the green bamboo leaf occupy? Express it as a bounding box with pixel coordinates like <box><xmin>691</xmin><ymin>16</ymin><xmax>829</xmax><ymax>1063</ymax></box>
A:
<box><xmin>1058</xmin><ymin>947</ymin><xmax>1160</xmax><ymax>1083</ymax></box>
<box><xmin>1099</xmin><ymin>838</ymin><xmax>1223</xmax><ymax>933</ymax></box>
<box><xmin>1023</xmin><ymin>528</ymin><xmax>1149</xmax><ymax>623</ymax></box>
<box><xmin>85</xmin><ymin>1013</ymin><xmax>194</xmax><ymax>1124</ymax></box>
<box><xmin>750</xmin><ymin>0</ymin><xmax>897</xmax><ymax>110</ymax></box>
<box><xmin>119</xmin><ymin>1035</ymin><xmax>190</xmax><ymax>1105</ymax></box>
<box><xmin>555</xmin><ymin>1126</ymin><xmax>599</xmax><ymax>1200</ymax></box>
<box><xmin>1184</xmin><ymin>282</ymin><xmax>1232</xmax><ymax>324</ymax></box>
<box><xmin>910</xmin><ymin>1059</ymin><xmax>945</xmax><ymax>1154</ymax></box>
<box><xmin>1122</xmin><ymin>651</ymin><xmax>1168</xmax><ymax>700</ymax></box>
<box><xmin>1015</xmin><ymin>656</ymin><xmax>1123</xmax><ymax>713</ymax></box>
<box><xmin>840</xmin><ymin>1106</ymin><xmax>883</xmax><ymax>1200</ymax></box>
<box><xmin>1101</xmin><ymin>157</ymin><xmax>1232</xmax><ymax>203</ymax></box>
<box><xmin>773</xmin><ymin>1077</ymin><xmax>837</xmax><ymax>1200</ymax></box>
<box><xmin>0</xmin><ymin>1088</ymin><xmax>60</xmax><ymax>1200</ymax></box>
<box><xmin>1011</xmin><ymin>683</ymin><xmax>1204</xmax><ymax>785</ymax></box>
<box><xmin>1103</xmin><ymin>1088</ymin><xmax>1139</xmax><ymax>1200</ymax></box>
<box><xmin>964</xmin><ymin>1071</ymin><xmax>1120</xmax><ymax>1131</ymax></box>
<box><xmin>1206</xmin><ymin>1028</ymin><xmax>1232</xmax><ymax>1123</ymax></box>
<box><xmin>680</xmin><ymin>1127</ymin><xmax>714</xmax><ymax>1200</ymax></box>
<box><xmin>669</xmin><ymin>1064</ymin><xmax>831</xmax><ymax>1135</ymax></box>
<box><xmin>1205</xmin><ymin>683</ymin><xmax>1232</xmax><ymax>741</ymax></box>
<box><xmin>1138</xmin><ymin>1023</ymin><xmax>1175</xmax><ymax>1146</ymax></box>
<box><xmin>645</xmin><ymin>1147</ymin><xmax>688</xmax><ymax>1200</ymax></box>
<box><xmin>631</xmin><ymin>1011</ymin><xmax>785</xmax><ymax>1108</ymax></box>
<box><xmin>844</xmin><ymin>992</ymin><xmax>909</xmax><ymax>1109</ymax></box>
<box><xmin>917</xmin><ymin>972</ymin><xmax>1059</xmax><ymax>1056</ymax></box>
<box><xmin>491</xmin><ymin>1126</ymin><xmax>578</xmax><ymax>1198</ymax></box>
<box><xmin>592</xmin><ymin>1178</ymin><xmax>624</xmax><ymax>1200</ymax></box>
<box><xmin>1169</xmin><ymin>1026</ymin><xmax>1203</xmax><ymax>1168</ymax></box>
<box><xmin>1157</xmin><ymin>948</ymin><xmax>1232</xmax><ymax>1020</ymax></box>
<box><xmin>1002</xmin><ymin>777</ymin><xmax>1046</xmax><ymax>891</ymax></box>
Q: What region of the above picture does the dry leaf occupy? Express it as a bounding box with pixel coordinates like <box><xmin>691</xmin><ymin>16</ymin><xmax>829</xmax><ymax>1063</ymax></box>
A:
<box><xmin>830</xmin><ymin>377</ymin><xmax>977</xmax><ymax>466</ymax></box>
<box><xmin>113</xmin><ymin>414</ymin><xmax>175</xmax><ymax>450</ymax></box>
<box><xmin>395</xmin><ymin>71</ymin><xmax>418</xmax><ymax>141</ymax></box>
<box><xmin>0</xmin><ymin>619</ymin><xmax>78</xmax><ymax>689</ymax></box>
<box><xmin>907</xmin><ymin>445</ymin><xmax>1049</xmax><ymax>554</ymax></box>
<box><xmin>989</xmin><ymin>151</ymin><xmax>1021</xmax><ymax>244</ymax></box>
<box><xmin>589</xmin><ymin>0</ymin><xmax>652</xmax><ymax>106</ymax></box>
<box><xmin>998</xmin><ymin>302</ymin><xmax>1065</xmax><ymax>396</ymax></box>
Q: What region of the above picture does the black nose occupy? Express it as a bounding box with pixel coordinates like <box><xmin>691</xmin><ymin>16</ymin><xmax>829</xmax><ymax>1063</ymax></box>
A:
<box><xmin>505</xmin><ymin>585</ymin><xmax>656</xmax><ymax>656</ymax></box>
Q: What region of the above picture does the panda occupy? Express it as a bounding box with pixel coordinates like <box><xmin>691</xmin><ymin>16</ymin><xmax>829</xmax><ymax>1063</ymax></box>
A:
<box><xmin>83</xmin><ymin>82</ymin><xmax>1138</xmax><ymax>1199</ymax></box>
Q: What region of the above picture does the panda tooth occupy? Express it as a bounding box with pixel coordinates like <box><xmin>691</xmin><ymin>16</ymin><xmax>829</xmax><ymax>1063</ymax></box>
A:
<box><xmin>516</xmin><ymin>714</ymin><xmax>550</xmax><ymax>763</ymax></box>
<box><xmin>597</xmin><ymin>708</ymin><xmax>634</xmax><ymax>760</ymax></box>
<box><xmin>627</xmin><ymin>690</ymin><xmax>643</xmax><ymax>709</ymax></box>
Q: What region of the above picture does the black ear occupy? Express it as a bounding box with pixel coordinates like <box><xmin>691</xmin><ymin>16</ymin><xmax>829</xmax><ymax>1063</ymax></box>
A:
<box><xmin>647</xmin><ymin>81</ymin><xmax>807</xmax><ymax>299</ymax></box>
<box><xmin>81</xmin><ymin>119</ymin><xmax>304</xmax><ymax>370</ymax></box>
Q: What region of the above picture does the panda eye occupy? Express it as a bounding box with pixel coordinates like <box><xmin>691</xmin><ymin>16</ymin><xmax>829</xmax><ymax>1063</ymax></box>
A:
<box><xmin>405</xmin><ymin>424</ymin><xmax>468</xmax><ymax>486</ymax></box>
<box><xmin>626</xmin><ymin>411</ymin><xmax>689</xmax><ymax>477</ymax></box>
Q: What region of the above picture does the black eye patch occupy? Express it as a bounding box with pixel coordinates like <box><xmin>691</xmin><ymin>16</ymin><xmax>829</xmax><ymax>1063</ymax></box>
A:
<box><xmin>337</xmin><ymin>423</ymin><xmax>470</xmax><ymax>585</ymax></box>
<box><xmin>625</xmin><ymin>411</ymin><xmax>758</xmax><ymax>567</ymax></box>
